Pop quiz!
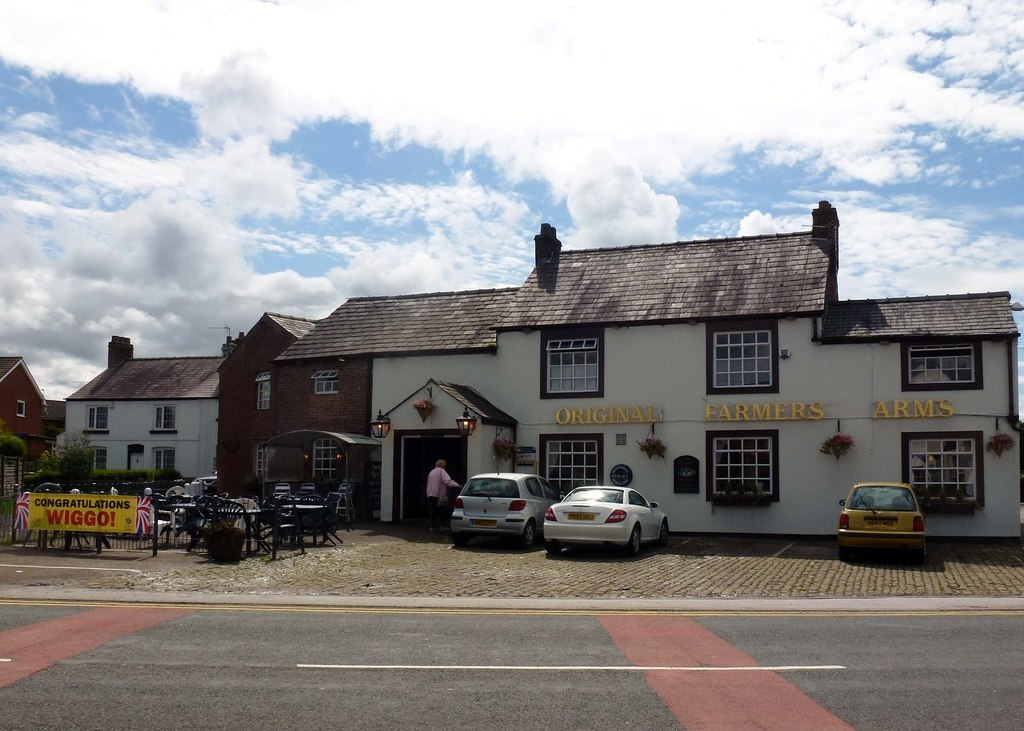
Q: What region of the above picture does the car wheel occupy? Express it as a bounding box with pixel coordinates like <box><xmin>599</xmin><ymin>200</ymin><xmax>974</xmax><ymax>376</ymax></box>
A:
<box><xmin>451</xmin><ymin>532</ymin><xmax>470</xmax><ymax>547</ymax></box>
<box><xmin>658</xmin><ymin>519</ymin><xmax>669</xmax><ymax>547</ymax></box>
<box><xmin>519</xmin><ymin>520</ymin><xmax>537</xmax><ymax>549</ymax></box>
<box><xmin>838</xmin><ymin>545</ymin><xmax>851</xmax><ymax>561</ymax></box>
<box><xmin>545</xmin><ymin>540</ymin><xmax>562</xmax><ymax>555</ymax></box>
<box><xmin>912</xmin><ymin>546</ymin><xmax>927</xmax><ymax>565</ymax></box>
<box><xmin>623</xmin><ymin>524</ymin><xmax>641</xmax><ymax>557</ymax></box>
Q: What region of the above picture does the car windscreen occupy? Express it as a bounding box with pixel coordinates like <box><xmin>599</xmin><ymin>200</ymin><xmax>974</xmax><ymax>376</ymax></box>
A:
<box><xmin>563</xmin><ymin>488</ymin><xmax>623</xmax><ymax>504</ymax></box>
<box><xmin>463</xmin><ymin>478</ymin><xmax>518</xmax><ymax>499</ymax></box>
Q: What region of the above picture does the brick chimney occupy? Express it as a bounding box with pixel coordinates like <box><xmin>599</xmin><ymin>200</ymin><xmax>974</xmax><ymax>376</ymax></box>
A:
<box><xmin>811</xmin><ymin>200</ymin><xmax>839</xmax><ymax>244</ymax></box>
<box><xmin>107</xmin><ymin>336</ymin><xmax>133</xmax><ymax>368</ymax></box>
<box><xmin>534</xmin><ymin>223</ymin><xmax>561</xmax><ymax>267</ymax></box>
<box><xmin>221</xmin><ymin>331</ymin><xmax>244</xmax><ymax>357</ymax></box>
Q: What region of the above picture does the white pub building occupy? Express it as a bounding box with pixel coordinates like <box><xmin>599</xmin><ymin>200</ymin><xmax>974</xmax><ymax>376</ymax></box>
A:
<box><xmin>361</xmin><ymin>202</ymin><xmax>1020</xmax><ymax>538</ymax></box>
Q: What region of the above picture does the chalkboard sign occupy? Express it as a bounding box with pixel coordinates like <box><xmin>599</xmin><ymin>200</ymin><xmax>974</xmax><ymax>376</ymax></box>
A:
<box><xmin>673</xmin><ymin>455</ymin><xmax>699</xmax><ymax>494</ymax></box>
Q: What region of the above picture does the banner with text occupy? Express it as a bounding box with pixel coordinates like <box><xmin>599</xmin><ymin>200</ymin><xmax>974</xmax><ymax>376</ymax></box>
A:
<box><xmin>24</xmin><ymin>493</ymin><xmax>139</xmax><ymax>533</ymax></box>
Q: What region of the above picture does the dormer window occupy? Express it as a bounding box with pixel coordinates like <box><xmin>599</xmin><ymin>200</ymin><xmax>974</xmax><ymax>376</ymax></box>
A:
<box><xmin>311</xmin><ymin>370</ymin><xmax>339</xmax><ymax>394</ymax></box>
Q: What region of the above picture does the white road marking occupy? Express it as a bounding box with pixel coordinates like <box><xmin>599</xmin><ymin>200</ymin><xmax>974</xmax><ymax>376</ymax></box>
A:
<box><xmin>297</xmin><ymin>663</ymin><xmax>845</xmax><ymax>672</ymax></box>
<box><xmin>0</xmin><ymin>658</ymin><xmax>11</xmax><ymax>663</ymax></box>
<box><xmin>0</xmin><ymin>563</ymin><xmax>142</xmax><ymax>573</ymax></box>
<box><xmin>771</xmin><ymin>542</ymin><xmax>794</xmax><ymax>558</ymax></box>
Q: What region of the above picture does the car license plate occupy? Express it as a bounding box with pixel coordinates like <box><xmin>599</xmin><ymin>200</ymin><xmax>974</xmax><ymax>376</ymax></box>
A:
<box><xmin>472</xmin><ymin>519</ymin><xmax>497</xmax><ymax>527</ymax></box>
<box><xmin>865</xmin><ymin>518</ymin><xmax>897</xmax><ymax>527</ymax></box>
<box><xmin>567</xmin><ymin>513</ymin><xmax>596</xmax><ymax>521</ymax></box>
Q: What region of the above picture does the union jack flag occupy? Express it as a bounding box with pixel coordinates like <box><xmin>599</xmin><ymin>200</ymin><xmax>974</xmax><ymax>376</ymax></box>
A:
<box><xmin>136</xmin><ymin>495</ymin><xmax>152</xmax><ymax>534</ymax></box>
<box><xmin>14</xmin><ymin>492</ymin><xmax>30</xmax><ymax>531</ymax></box>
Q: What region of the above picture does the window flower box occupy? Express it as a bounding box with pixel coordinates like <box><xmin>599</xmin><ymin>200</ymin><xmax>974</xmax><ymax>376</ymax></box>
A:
<box><xmin>711</xmin><ymin>490</ymin><xmax>772</xmax><ymax>507</ymax></box>
<box><xmin>922</xmin><ymin>500</ymin><xmax>979</xmax><ymax>515</ymax></box>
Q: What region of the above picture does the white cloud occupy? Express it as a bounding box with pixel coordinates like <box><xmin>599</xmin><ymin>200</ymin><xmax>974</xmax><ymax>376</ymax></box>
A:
<box><xmin>0</xmin><ymin>1</ymin><xmax>1023</xmax><ymax>398</ymax></box>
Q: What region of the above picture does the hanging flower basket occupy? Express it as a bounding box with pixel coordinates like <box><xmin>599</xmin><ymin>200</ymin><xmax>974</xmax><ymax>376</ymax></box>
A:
<box><xmin>820</xmin><ymin>433</ymin><xmax>855</xmax><ymax>460</ymax></box>
<box><xmin>986</xmin><ymin>433</ymin><xmax>1015</xmax><ymax>458</ymax></box>
<box><xmin>412</xmin><ymin>399</ymin><xmax>436</xmax><ymax>422</ymax></box>
<box><xmin>492</xmin><ymin>437</ymin><xmax>518</xmax><ymax>462</ymax></box>
<box><xmin>638</xmin><ymin>436</ymin><xmax>666</xmax><ymax>459</ymax></box>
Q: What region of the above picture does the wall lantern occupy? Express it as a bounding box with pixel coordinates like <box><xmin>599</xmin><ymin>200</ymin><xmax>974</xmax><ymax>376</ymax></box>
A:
<box><xmin>369</xmin><ymin>410</ymin><xmax>391</xmax><ymax>439</ymax></box>
<box><xmin>455</xmin><ymin>408</ymin><xmax>477</xmax><ymax>436</ymax></box>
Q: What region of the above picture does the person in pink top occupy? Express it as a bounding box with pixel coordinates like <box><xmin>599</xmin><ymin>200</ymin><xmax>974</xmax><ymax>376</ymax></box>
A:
<box><xmin>426</xmin><ymin>458</ymin><xmax>460</xmax><ymax>532</ymax></box>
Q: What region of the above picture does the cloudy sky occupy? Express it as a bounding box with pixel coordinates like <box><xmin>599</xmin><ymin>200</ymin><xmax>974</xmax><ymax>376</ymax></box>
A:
<box><xmin>1</xmin><ymin>0</ymin><xmax>1022</xmax><ymax>402</ymax></box>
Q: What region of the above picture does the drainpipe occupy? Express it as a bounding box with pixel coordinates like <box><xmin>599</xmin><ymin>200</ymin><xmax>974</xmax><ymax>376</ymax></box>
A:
<box><xmin>1008</xmin><ymin>339</ymin><xmax>1021</xmax><ymax>433</ymax></box>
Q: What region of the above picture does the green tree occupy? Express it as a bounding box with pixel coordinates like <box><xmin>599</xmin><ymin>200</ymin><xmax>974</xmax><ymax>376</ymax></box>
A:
<box><xmin>0</xmin><ymin>431</ymin><xmax>27</xmax><ymax>458</ymax></box>
<box><xmin>47</xmin><ymin>430</ymin><xmax>95</xmax><ymax>479</ymax></box>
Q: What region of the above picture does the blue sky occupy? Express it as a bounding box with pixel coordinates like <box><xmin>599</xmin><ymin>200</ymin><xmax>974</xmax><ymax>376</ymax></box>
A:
<box><xmin>0</xmin><ymin>0</ymin><xmax>1022</xmax><ymax>402</ymax></box>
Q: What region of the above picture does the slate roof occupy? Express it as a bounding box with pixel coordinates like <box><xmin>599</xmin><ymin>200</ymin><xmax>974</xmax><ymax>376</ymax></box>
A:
<box><xmin>277</xmin><ymin>288</ymin><xmax>520</xmax><ymax>361</ymax></box>
<box><xmin>266</xmin><ymin>312</ymin><xmax>318</xmax><ymax>339</ymax></box>
<box><xmin>431</xmin><ymin>380</ymin><xmax>516</xmax><ymax>427</ymax></box>
<box><xmin>820</xmin><ymin>293</ymin><xmax>1020</xmax><ymax>341</ymax></box>
<box><xmin>67</xmin><ymin>357</ymin><xmax>223</xmax><ymax>400</ymax></box>
<box><xmin>0</xmin><ymin>356</ymin><xmax>24</xmax><ymax>381</ymax></box>
<box><xmin>497</xmin><ymin>232</ymin><xmax>833</xmax><ymax>329</ymax></box>
<box><xmin>44</xmin><ymin>399</ymin><xmax>66</xmax><ymax>420</ymax></box>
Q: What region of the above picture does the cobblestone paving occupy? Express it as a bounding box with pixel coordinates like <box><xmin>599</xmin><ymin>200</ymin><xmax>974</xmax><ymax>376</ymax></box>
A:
<box><xmin>67</xmin><ymin>525</ymin><xmax>1024</xmax><ymax>600</ymax></box>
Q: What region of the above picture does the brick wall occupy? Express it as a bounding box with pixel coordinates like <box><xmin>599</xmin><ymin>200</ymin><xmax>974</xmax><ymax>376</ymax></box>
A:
<box><xmin>216</xmin><ymin>317</ymin><xmax>374</xmax><ymax>495</ymax></box>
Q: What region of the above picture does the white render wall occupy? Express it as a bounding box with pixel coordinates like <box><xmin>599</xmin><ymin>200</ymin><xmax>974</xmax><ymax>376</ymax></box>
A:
<box><xmin>372</xmin><ymin>320</ymin><xmax>1020</xmax><ymax>537</ymax></box>
<box><xmin>64</xmin><ymin>398</ymin><xmax>219</xmax><ymax>479</ymax></box>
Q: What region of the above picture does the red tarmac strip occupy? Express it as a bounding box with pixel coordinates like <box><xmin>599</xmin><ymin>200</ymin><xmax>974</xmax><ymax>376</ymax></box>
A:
<box><xmin>600</xmin><ymin>615</ymin><xmax>853</xmax><ymax>730</ymax></box>
<box><xmin>0</xmin><ymin>606</ymin><xmax>192</xmax><ymax>688</ymax></box>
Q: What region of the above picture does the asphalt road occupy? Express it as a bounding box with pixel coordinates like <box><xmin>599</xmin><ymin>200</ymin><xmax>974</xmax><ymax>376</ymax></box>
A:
<box><xmin>2</xmin><ymin>602</ymin><xmax>1023</xmax><ymax>730</ymax></box>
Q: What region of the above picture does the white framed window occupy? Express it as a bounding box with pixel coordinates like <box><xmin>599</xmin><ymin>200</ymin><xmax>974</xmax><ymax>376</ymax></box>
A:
<box><xmin>713</xmin><ymin>330</ymin><xmax>772</xmax><ymax>388</ymax></box>
<box><xmin>311</xmin><ymin>370</ymin><xmax>339</xmax><ymax>394</ymax></box>
<box><xmin>905</xmin><ymin>432</ymin><xmax>982</xmax><ymax>503</ymax></box>
<box><xmin>542</xmin><ymin>328</ymin><xmax>604</xmax><ymax>397</ymax></box>
<box><xmin>707</xmin><ymin>430</ymin><xmax>779</xmax><ymax>501</ymax></box>
<box><xmin>155</xmin><ymin>404</ymin><xmax>176</xmax><ymax>430</ymax></box>
<box><xmin>542</xmin><ymin>436</ymin><xmax>601</xmax><ymax>496</ymax></box>
<box><xmin>154</xmin><ymin>448</ymin><xmax>175</xmax><ymax>471</ymax></box>
<box><xmin>255</xmin><ymin>443</ymin><xmax>267</xmax><ymax>477</ymax></box>
<box><xmin>255</xmin><ymin>372</ymin><xmax>271</xmax><ymax>410</ymax></box>
<box><xmin>707</xmin><ymin>320</ymin><xmax>779</xmax><ymax>395</ymax></box>
<box><xmin>16</xmin><ymin>400</ymin><xmax>26</xmax><ymax>417</ymax></box>
<box><xmin>903</xmin><ymin>343</ymin><xmax>980</xmax><ymax>390</ymax></box>
<box><xmin>312</xmin><ymin>438</ymin><xmax>340</xmax><ymax>476</ymax></box>
<box><xmin>87</xmin><ymin>405</ymin><xmax>109</xmax><ymax>430</ymax></box>
<box><xmin>92</xmin><ymin>447</ymin><xmax>107</xmax><ymax>471</ymax></box>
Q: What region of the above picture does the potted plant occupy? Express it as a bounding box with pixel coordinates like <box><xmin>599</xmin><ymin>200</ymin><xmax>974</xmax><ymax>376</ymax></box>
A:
<box><xmin>492</xmin><ymin>437</ymin><xmax>518</xmax><ymax>462</ymax></box>
<box><xmin>820</xmin><ymin>433</ymin><xmax>855</xmax><ymax>460</ymax></box>
<box><xmin>412</xmin><ymin>399</ymin><xmax>436</xmax><ymax>422</ymax></box>
<box><xmin>202</xmin><ymin>519</ymin><xmax>245</xmax><ymax>562</ymax></box>
<box><xmin>638</xmin><ymin>436</ymin><xmax>666</xmax><ymax>459</ymax></box>
<box><xmin>986</xmin><ymin>432</ymin><xmax>1015</xmax><ymax>458</ymax></box>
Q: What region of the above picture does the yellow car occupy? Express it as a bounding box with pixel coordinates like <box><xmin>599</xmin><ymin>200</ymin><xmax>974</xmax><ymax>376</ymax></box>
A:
<box><xmin>837</xmin><ymin>482</ymin><xmax>926</xmax><ymax>564</ymax></box>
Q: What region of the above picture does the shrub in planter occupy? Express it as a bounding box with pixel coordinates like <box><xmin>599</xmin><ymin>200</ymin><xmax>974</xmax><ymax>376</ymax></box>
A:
<box><xmin>201</xmin><ymin>519</ymin><xmax>245</xmax><ymax>563</ymax></box>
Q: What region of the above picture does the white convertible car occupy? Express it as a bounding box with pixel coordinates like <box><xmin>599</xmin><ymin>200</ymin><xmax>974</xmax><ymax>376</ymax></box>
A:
<box><xmin>543</xmin><ymin>486</ymin><xmax>669</xmax><ymax>556</ymax></box>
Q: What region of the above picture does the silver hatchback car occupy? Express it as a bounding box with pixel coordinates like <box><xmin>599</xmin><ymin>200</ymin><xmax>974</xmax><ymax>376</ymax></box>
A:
<box><xmin>450</xmin><ymin>473</ymin><xmax>560</xmax><ymax>549</ymax></box>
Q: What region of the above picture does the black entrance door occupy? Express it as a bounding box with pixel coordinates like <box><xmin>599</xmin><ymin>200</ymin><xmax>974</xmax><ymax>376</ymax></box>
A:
<box><xmin>399</xmin><ymin>433</ymin><xmax>465</xmax><ymax>521</ymax></box>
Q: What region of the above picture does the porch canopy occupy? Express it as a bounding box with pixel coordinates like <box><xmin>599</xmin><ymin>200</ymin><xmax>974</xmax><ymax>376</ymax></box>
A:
<box><xmin>262</xmin><ymin>430</ymin><xmax>380</xmax><ymax>488</ymax></box>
